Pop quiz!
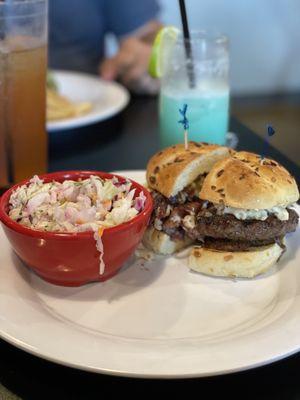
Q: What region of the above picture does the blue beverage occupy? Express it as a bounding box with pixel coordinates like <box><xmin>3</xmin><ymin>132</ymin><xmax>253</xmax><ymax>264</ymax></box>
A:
<box><xmin>159</xmin><ymin>89</ymin><xmax>229</xmax><ymax>147</ymax></box>
<box><xmin>158</xmin><ymin>30</ymin><xmax>230</xmax><ymax>147</ymax></box>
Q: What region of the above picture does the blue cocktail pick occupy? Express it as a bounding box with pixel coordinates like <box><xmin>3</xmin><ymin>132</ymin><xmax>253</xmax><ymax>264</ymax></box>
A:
<box><xmin>178</xmin><ymin>104</ymin><xmax>189</xmax><ymax>149</ymax></box>
<box><xmin>178</xmin><ymin>104</ymin><xmax>189</xmax><ymax>130</ymax></box>
<box><xmin>261</xmin><ymin>124</ymin><xmax>275</xmax><ymax>161</ymax></box>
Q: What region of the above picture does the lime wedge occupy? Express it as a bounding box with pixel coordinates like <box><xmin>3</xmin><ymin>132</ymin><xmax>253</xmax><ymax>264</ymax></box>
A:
<box><xmin>148</xmin><ymin>26</ymin><xmax>180</xmax><ymax>78</ymax></box>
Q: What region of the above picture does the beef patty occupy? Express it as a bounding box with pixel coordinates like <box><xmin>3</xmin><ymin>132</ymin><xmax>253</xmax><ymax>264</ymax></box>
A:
<box><xmin>150</xmin><ymin>190</ymin><xmax>299</xmax><ymax>244</ymax></box>
<box><xmin>202</xmin><ymin>237</ymin><xmax>286</xmax><ymax>252</ymax></box>
<box><xmin>187</xmin><ymin>207</ymin><xmax>298</xmax><ymax>242</ymax></box>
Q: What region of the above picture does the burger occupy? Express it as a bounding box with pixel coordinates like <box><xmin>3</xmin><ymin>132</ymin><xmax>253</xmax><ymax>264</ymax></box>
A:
<box><xmin>143</xmin><ymin>142</ymin><xmax>231</xmax><ymax>254</ymax></box>
<box><xmin>188</xmin><ymin>151</ymin><xmax>299</xmax><ymax>278</ymax></box>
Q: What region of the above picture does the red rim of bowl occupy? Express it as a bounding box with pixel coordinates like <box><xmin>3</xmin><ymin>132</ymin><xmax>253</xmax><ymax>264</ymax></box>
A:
<box><xmin>0</xmin><ymin>171</ymin><xmax>153</xmax><ymax>240</ymax></box>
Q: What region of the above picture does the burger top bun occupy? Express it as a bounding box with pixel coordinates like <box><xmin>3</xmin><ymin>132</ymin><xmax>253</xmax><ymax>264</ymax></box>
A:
<box><xmin>200</xmin><ymin>151</ymin><xmax>299</xmax><ymax>209</ymax></box>
<box><xmin>146</xmin><ymin>142</ymin><xmax>231</xmax><ymax>198</ymax></box>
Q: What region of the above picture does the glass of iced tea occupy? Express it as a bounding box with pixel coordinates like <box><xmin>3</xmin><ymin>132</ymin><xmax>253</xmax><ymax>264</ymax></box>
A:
<box><xmin>0</xmin><ymin>0</ymin><xmax>48</xmax><ymax>188</ymax></box>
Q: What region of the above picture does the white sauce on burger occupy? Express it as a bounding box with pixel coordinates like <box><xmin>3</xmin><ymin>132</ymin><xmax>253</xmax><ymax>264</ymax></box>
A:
<box><xmin>223</xmin><ymin>205</ymin><xmax>291</xmax><ymax>221</ymax></box>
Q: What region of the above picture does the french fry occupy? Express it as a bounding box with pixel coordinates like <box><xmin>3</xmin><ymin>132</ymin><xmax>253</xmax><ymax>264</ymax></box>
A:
<box><xmin>47</xmin><ymin>89</ymin><xmax>92</xmax><ymax>121</ymax></box>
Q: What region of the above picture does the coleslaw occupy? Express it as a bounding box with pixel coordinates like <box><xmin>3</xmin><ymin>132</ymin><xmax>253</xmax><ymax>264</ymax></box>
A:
<box><xmin>8</xmin><ymin>175</ymin><xmax>146</xmax><ymax>275</ymax></box>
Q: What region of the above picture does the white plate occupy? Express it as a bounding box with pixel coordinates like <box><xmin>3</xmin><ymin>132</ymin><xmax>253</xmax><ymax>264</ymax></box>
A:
<box><xmin>0</xmin><ymin>170</ymin><xmax>299</xmax><ymax>379</ymax></box>
<box><xmin>47</xmin><ymin>71</ymin><xmax>130</xmax><ymax>132</ymax></box>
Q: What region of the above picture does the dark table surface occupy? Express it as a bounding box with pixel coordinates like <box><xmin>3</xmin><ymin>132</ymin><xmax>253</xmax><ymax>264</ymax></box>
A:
<box><xmin>1</xmin><ymin>97</ymin><xmax>300</xmax><ymax>400</ymax></box>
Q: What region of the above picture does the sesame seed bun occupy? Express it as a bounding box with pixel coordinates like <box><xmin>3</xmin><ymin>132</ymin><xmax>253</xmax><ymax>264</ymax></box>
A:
<box><xmin>146</xmin><ymin>142</ymin><xmax>232</xmax><ymax>198</ymax></box>
<box><xmin>142</xmin><ymin>226</ymin><xmax>193</xmax><ymax>255</ymax></box>
<box><xmin>189</xmin><ymin>242</ymin><xmax>284</xmax><ymax>278</ymax></box>
<box><xmin>199</xmin><ymin>151</ymin><xmax>299</xmax><ymax>209</ymax></box>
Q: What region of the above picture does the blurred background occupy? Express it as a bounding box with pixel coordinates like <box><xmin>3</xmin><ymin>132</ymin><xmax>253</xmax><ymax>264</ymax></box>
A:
<box><xmin>160</xmin><ymin>0</ymin><xmax>300</xmax><ymax>96</ymax></box>
<box><xmin>2</xmin><ymin>0</ymin><xmax>299</xmax><ymax>188</ymax></box>
<box><xmin>106</xmin><ymin>0</ymin><xmax>300</xmax><ymax>165</ymax></box>
<box><xmin>162</xmin><ymin>0</ymin><xmax>300</xmax><ymax>166</ymax></box>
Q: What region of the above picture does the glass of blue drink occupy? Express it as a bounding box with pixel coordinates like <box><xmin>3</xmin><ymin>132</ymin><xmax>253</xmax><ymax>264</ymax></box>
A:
<box><xmin>159</xmin><ymin>31</ymin><xmax>229</xmax><ymax>147</ymax></box>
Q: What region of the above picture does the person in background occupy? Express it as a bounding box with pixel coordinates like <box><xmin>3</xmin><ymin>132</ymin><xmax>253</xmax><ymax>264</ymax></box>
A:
<box><xmin>49</xmin><ymin>0</ymin><xmax>161</xmax><ymax>94</ymax></box>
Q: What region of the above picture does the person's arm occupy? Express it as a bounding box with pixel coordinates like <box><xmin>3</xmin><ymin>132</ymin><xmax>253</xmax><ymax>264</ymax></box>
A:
<box><xmin>100</xmin><ymin>0</ymin><xmax>161</xmax><ymax>92</ymax></box>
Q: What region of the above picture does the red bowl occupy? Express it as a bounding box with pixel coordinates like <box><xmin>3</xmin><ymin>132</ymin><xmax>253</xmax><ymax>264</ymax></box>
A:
<box><xmin>0</xmin><ymin>171</ymin><xmax>153</xmax><ymax>287</ymax></box>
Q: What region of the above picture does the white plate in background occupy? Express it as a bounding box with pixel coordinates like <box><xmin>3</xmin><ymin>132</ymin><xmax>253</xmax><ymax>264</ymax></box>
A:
<box><xmin>0</xmin><ymin>170</ymin><xmax>299</xmax><ymax>378</ymax></box>
<box><xmin>47</xmin><ymin>70</ymin><xmax>130</xmax><ymax>132</ymax></box>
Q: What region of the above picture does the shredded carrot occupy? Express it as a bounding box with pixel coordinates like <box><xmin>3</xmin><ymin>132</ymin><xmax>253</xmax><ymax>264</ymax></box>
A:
<box><xmin>102</xmin><ymin>200</ymin><xmax>112</xmax><ymax>210</ymax></box>
<box><xmin>98</xmin><ymin>227</ymin><xmax>104</xmax><ymax>237</ymax></box>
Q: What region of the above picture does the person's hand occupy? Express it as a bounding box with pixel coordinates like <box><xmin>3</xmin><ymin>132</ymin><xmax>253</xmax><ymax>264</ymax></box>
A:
<box><xmin>100</xmin><ymin>37</ymin><xmax>159</xmax><ymax>94</ymax></box>
<box><xmin>100</xmin><ymin>21</ymin><xmax>162</xmax><ymax>94</ymax></box>
<box><xmin>100</xmin><ymin>37</ymin><xmax>150</xmax><ymax>83</ymax></box>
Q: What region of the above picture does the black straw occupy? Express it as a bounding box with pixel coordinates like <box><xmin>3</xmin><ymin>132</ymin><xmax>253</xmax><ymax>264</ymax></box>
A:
<box><xmin>178</xmin><ymin>0</ymin><xmax>195</xmax><ymax>88</ymax></box>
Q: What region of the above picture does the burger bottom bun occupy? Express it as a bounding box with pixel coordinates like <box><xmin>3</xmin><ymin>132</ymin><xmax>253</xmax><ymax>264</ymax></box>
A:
<box><xmin>189</xmin><ymin>242</ymin><xmax>284</xmax><ymax>278</ymax></box>
<box><xmin>143</xmin><ymin>226</ymin><xmax>193</xmax><ymax>255</ymax></box>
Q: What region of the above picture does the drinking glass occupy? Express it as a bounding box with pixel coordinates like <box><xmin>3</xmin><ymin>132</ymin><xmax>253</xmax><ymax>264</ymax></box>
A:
<box><xmin>0</xmin><ymin>0</ymin><xmax>48</xmax><ymax>187</ymax></box>
<box><xmin>159</xmin><ymin>31</ymin><xmax>229</xmax><ymax>147</ymax></box>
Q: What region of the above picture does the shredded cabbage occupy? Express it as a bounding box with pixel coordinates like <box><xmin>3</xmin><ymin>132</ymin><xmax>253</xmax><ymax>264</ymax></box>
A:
<box><xmin>9</xmin><ymin>175</ymin><xmax>146</xmax><ymax>232</ymax></box>
<box><xmin>8</xmin><ymin>175</ymin><xmax>147</xmax><ymax>276</ymax></box>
